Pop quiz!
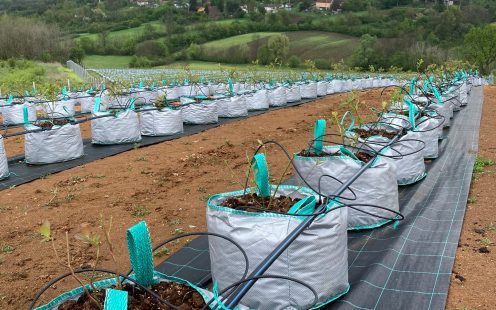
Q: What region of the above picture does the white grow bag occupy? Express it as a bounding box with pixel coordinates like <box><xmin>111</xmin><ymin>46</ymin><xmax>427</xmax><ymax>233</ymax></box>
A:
<box><xmin>2</xmin><ymin>103</ymin><xmax>36</xmax><ymax>125</ymax></box>
<box><xmin>76</xmin><ymin>95</ymin><xmax>98</xmax><ymax>114</ymax></box>
<box><xmin>246</xmin><ymin>90</ymin><xmax>269</xmax><ymax>110</ymax></box>
<box><xmin>346</xmin><ymin>124</ymin><xmax>426</xmax><ymax>185</ymax></box>
<box><xmin>217</xmin><ymin>96</ymin><xmax>248</xmax><ymax>118</ymax></box>
<box><xmin>181</xmin><ymin>98</ymin><xmax>218</xmax><ymax>124</ymax></box>
<box><xmin>164</xmin><ymin>87</ymin><xmax>180</xmax><ymax>100</ymax></box>
<box><xmin>414</xmin><ymin>112</ymin><xmax>442</xmax><ymax>159</ymax></box>
<box><xmin>285</xmin><ymin>84</ymin><xmax>302</xmax><ymax>103</ymax></box>
<box><xmin>317</xmin><ymin>81</ymin><xmax>328</xmax><ymax>96</ymax></box>
<box><xmin>293</xmin><ymin>146</ymin><xmax>399</xmax><ymax>230</ymax></box>
<box><xmin>91</xmin><ymin>109</ymin><xmax>141</xmax><ymax>145</ymax></box>
<box><xmin>140</xmin><ymin>107</ymin><xmax>183</xmax><ymax>136</ymax></box>
<box><xmin>25</xmin><ymin>124</ymin><xmax>84</xmax><ymax>165</ymax></box>
<box><xmin>207</xmin><ymin>185</ymin><xmax>349</xmax><ymax>310</ymax></box>
<box><xmin>101</xmin><ymin>91</ymin><xmax>133</xmax><ymax>110</ymax></box>
<box><xmin>267</xmin><ymin>86</ymin><xmax>287</xmax><ymax>107</ymax></box>
<box><xmin>300</xmin><ymin>82</ymin><xmax>318</xmax><ymax>99</ymax></box>
<box><xmin>40</xmin><ymin>100</ymin><xmax>76</xmax><ymax>118</ymax></box>
<box><xmin>0</xmin><ymin>137</ymin><xmax>9</xmax><ymax>179</ymax></box>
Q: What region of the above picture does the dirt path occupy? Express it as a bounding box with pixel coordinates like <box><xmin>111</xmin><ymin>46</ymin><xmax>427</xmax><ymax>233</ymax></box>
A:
<box><xmin>446</xmin><ymin>86</ymin><xmax>496</xmax><ymax>310</ymax></box>
<box><xmin>0</xmin><ymin>90</ymin><xmax>385</xmax><ymax>309</ymax></box>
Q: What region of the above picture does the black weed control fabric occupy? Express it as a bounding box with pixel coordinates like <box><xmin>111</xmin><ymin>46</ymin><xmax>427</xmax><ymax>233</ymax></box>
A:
<box><xmin>154</xmin><ymin>86</ymin><xmax>484</xmax><ymax>309</ymax></box>
<box><xmin>0</xmin><ymin>98</ymin><xmax>317</xmax><ymax>190</ymax></box>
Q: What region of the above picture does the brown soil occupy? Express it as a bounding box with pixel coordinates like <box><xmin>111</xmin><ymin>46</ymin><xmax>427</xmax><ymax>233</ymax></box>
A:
<box><xmin>36</xmin><ymin>119</ymin><xmax>71</xmax><ymax>130</ymax></box>
<box><xmin>446</xmin><ymin>86</ymin><xmax>496</xmax><ymax>310</ymax></box>
<box><xmin>219</xmin><ymin>193</ymin><xmax>301</xmax><ymax>213</ymax></box>
<box><xmin>0</xmin><ymin>89</ymin><xmax>383</xmax><ymax>309</ymax></box>
<box><xmin>297</xmin><ymin>149</ymin><xmax>373</xmax><ymax>163</ymax></box>
<box><xmin>58</xmin><ymin>282</ymin><xmax>205</xmax><ymax>310</ymax></box>
<box><xmin>353</xmin><ymin>127</ymin><xmax>398</xmax><ymax>140</ymax></box>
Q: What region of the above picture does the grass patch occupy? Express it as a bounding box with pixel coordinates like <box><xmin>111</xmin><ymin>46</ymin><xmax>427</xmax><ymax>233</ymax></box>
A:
<box><xmin>1</xmin><ymin>245</ymin><xmax>15</xmax><ymax>254</ymax></box>
<box><xmin>473</xmin><ymin>156</ymin><xmax>494</xmax><ymax>175</ymax></box>
<box><xmin>131</xmin><ymin>205</ymin><xmax>151</xmax><ymax>217</ymax></box>
<box><xmin>83</xmin><ymin>55</ymin><xmax>133</xmax><ymax>69</ymax></box>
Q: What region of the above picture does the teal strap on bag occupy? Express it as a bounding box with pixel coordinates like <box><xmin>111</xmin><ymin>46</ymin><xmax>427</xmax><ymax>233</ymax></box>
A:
<box><xmin>432</xmin><ymin>86</ymin><xmax>443</xmax><ymax>104</ymax></box>
<box><xmin>127</xmin><ymin>221</ymin><xmax>155</xmax><ymax>287</ymax></box>
<box><xmin>252</xmin><ymin>153</ymin><xmax>270</xmax><ymax>198</ymax></box>
<box><xmin>129</xmin><ymin>98</ymin><xmax>135</xmax><ymax>110</ymax></box>
<box><xmin>405</xmin><ymin>100</ymin><xmax>416</xmax><ymax>130</ymax></box>
<box><xmin>7</xmin><ymin>95</ymin><xmax>12</xmax><ymax>105</ymax></box>
<box><xmin>287</xmin><ymin>195</ymin><xmax>317</xmax><ymax>215</ymax></box>
<box><xmin>422</xmin><ymin>80</ymin><xmax>429</xmax><ymax>92</ymax></box>
<box><xmin>139</xmin><ymin>80</ymin><xmax>143</xmax><ymax>88</ymax></box>
<box><xmin>93</xmin><ymin>97</ymin><xmax>101</xmax><ymax>113</ymax></box>
<box><xmin>313</xmin><ymin>119</ymin><xmax>326</xmax><ymax>154</ymax></box>
<box><xmin>340</xmin><ymin>111</ymin><xmax>355</xmax><ymax>131</ymax></box>
<box><xmin>104</xmin><ymin>289</ymin><xmax>128</xmax><ymax>310</ymax></box>
<box><xmin>22</xmin><ymin>106</ymin><xmax>29</xmax><ymax>126</ymax></box>
<box><xmin>339</xmin><ymin>147</ymin><xmax>359</xmax><ymax>161</ymax></box>
<box><xmin>228</xmin><ymin>79</ymin><xmax>234</xmax><ymax>96</ymax></box>
<box><xmin>25</xmin><ymin>90</ymin><xmax>29</xmax><ymax>97</ymax></box>
<box><xmin>409</xmin><ymin>78</ymin><xmax>416</xmax><ymax>96</ymax></box>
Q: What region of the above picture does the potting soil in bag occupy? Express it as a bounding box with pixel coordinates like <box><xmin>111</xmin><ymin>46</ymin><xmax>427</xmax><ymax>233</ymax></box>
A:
<box><xmin>207</xmin><ymin>154</ymin><xmax>349</xmax><ymax>310</ymax></box>
<box><xmin>217</xmin><ymin>95</ymin><xmax>248</xmax><ymax>118</ymax></box>
<box><xmin>25</xmin><ymin>123</ymin><xmax>84</xmax><ymax>165</ymax></box>
<box><xmin>91</xmin><ymin>109</ymin><xmax>141</xmax><ymax>145</ymax></box>
<box><xmin>247</xmin><ymin>89</ymin><xmax>269</xmax><ymax>110</ymax></box>
<box><xmin>0</xmin><ymin>137</ymin><xmax>9</xmax><ymax>180</ymax></box>
<box><xmin>2</xmin><ymin>102</ymin><xmax>36</xmax><ymax>125</ymax></box>
<box><xmin>300</xmin><ymin>82</ymin><xmax>318</xmax><ymax>99</ymax></box>
<box><xmin>294</xmin><ymin>120</ymin><xmax>399</xmax><ymax>230</ymax></box>
<box><xmin>346</xmin><ymin>123</ymin><xmax>426</xmax><ymax>185</ymax></box>
<box><xmin>35</xmin><ymin>221</ymin><xmax>246</xmax><ymax>310</ymax></box>
<box><xmin>267</xmin><ymin>86</ymin><xmax>287</xmax><ymax>107</ymax></box>
<box><xmin>181</xmin><ymin>98</ymin><xmax>218</xmax><ymax>124</ymax></box>
<box><xmin>140</xmin><ymin>106</ymin><xmax>183</xmax><ymax>136</ymax></box>
<box><xmin>317</xmin><ymin>81</ymin><xmax>328</xmax><ymax>96</ymax></box>
<box><xmin>285</xmin><ymin>84</ymin><xmax>302</xmax><ymax>103</ymax></box>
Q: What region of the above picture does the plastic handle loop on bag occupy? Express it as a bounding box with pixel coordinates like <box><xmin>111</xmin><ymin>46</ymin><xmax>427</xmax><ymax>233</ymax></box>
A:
<box><xmin>339</xmin><ymin>146</ymin><xmax>359</xmax><ymax>161</ymax></box>
<box><xmin>252</xmin><ymin>153</ymin><xmax>270</xmax><ymax>198</ymax></box>
<box><xmin>93</xmin><ymin>97</ymin><xmax>101</xmax><ymax>113</ymax></box>
<box><xmin>432</xmin><ymin>86</ymin><xmax>443</xmax><ymax>104</ymax></box>
<box><xmin>127</xmin><ymin>221</ymin><xmax>155</xmax><ymax>287</ymax></box>
<box><xmin>313</xmin><ymin>119</ymin><xmax>326</xmax><ymax>154</ymax></box>
<box><xmin>129</xmin><ymin>98</ymin><xmax>135</xmax><ymax>111</ymax></box>
<box><xmin>139</xmin><ymin>80</ymin><xmax>143</xmax><ymax>88</ymax></box>
<box><xmin>212</xmin><ymin>281</ymin><xmax>241</xmax><ymax>310</ymax></box>
<box><xmin>228</xmin><ymin>79</ymin><xmax>234</xmax><ymax>96</ymax></box>
<box><xmin>23</xmin><ymin>106</ymin><xmax>29</xmax><ymax>127</ymax></box>
<box><xmin>405</xmin><ymin>100</ymin><xmax>416</xmax><ymax>130</ymax></box>
<box><xmin>409</xmin><ymin>78</ymin><xmax>416</xmax><ymax>96</ymax></box>
<box><xmin>7</xmin><ymin>95</ymin><xmax>12</xmax><ymax>105</ymax></box>
<box><xmin>104</xmin><ymin>289</ymin><xmax>128</xmax><ymax>310</ymax></box>
<box><xmin>287</xmin><ymin>196</ymin><xmax>317</xmax><ymax>215</ymax></box>
<box><xmin>340</xmin><ymin>111</ymin><xmax>355</xmax><ymax>131</ymax></box>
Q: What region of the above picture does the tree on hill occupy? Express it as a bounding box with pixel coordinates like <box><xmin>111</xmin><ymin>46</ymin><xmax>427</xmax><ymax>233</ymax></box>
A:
<box><xmin>464</xmin><ymin>24</ymin><xmax>496</xmax><ymax>74</ymax></box>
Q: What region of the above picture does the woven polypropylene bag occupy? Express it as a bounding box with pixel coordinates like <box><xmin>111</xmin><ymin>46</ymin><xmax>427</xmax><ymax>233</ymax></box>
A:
<box><xmin>267</xmin><ymin>86</ymin><xmax>287</xmax><ymax>107</ymax></box>
<box><xmin>293</xmin><ymin>146</ymin><xmax>399</xmax><ymax>230</ymax></box>
<box><xmin>2</xmin><ymin>103</ymin><xmax>36</xmax><ymax>125</ymax></box>
<box><xmin>140</xmin><ymin>107</ymin><xmax>183</xmax><ymax>136</ymax></box>
<box><xmin>91</xmin><ymin>110</ymin><xmax>141</xmax><ymax>145</ymax></box>
<box><xmin>181</xmin><ymin>99</ymin><xmax>219</xmax><ymax>124</ymax></box>
<box><xmin>0</xmin><ymin>137</ymin><xmax>9</xmax><ymax>180</ymax></box>
<box><xmin>300</xmin><ymin>82</ymin><xmax>318</xmax><ymax>99</ymax></box>
<box><xmin>207</xmin><ymin>185</ymin><xmax>349</xmax><ymax>309</ymax></box>
<box><xmin>246</xmin><ymin>89</ymin><xmax>269</xmax><ymax>110</ymax></box>
<box><xmin>217</xmin><ymin>96</ymin><xmax>248</xmax><ymax>118</ymax></box>
<box><xmin>25</xmin><ymin>124</ymin><xmax>84</xmax><ymax>164</ymax></box>
<box><xmin>286</xmin><ymin>85</ymin><xmax>302</xmax><ymax>103</ymax></box>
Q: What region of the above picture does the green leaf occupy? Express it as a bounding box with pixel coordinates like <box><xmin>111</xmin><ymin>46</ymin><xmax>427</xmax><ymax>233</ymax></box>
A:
<box><xmin>37</xmin><ymin>220</ymin><xmax>51</xmax><ymax>241</ymax></box>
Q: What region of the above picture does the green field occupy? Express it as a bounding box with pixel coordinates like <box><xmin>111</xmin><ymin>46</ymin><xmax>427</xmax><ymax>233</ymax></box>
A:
<box><xmin>200</xmin><ymin>31</ymin><xmax>359</xmax><ymax>63</ymax></box>
<box><xmin>77</xmin><ymin>21</ymin><xmax>166</xmax><ymax>41</ymax></box>
<box><xmin>83</xmin><ymin>55</ymin><xmax>134</xmax><ymax>69</ymax></box>
<box><xmin>0</xmin><ymin>61</ymin><xmax>83</xmax><ymax>91</ymax></box>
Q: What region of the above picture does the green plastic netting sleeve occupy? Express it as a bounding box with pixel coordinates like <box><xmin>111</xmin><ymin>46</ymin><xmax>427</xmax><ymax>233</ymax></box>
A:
<box><xmin>104</xmin><ymin>289</ymin><xmax>128</xmax><ymax>310</ymax></box>
<box><xmin>252</xmin><ymin>153</ymin><xmax>271</xmax><ymax>198</ymax></box>
<box><xmin>313</xmin><ymin>119</ymin><xmax>326</xmax><ymax>154</ymax></box>
<box><xmin>127</xmin><ymin>221</ymin><xmax>155</xmax><ymax>287</ymax></box>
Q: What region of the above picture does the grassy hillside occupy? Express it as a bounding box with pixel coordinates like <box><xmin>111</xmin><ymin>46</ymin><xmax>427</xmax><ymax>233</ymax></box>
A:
<box><xmin>83</xmin><ymin>55</ymin><xmax>134</xmax><ymax>69</ymax></box>
<box><xmin>0</xmin><ymin>60</ymin><xmax>83</xmax><ymax>91</ymax></box>
<box><xmin>199</xmin><ymin>31</ymin><xmax>359</xmax><ymax>64</ymax></box>
<box><xmin>76</xmin><ymin>21</ymin><xmax>166</xmax><ymax>41</ymax></box>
